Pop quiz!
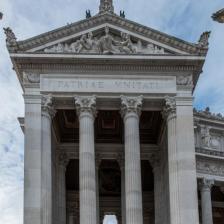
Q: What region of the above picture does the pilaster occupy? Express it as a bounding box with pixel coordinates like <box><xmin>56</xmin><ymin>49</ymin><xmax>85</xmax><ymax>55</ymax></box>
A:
<box><xmin>24</xmin><ymin>94</ymin><xmax>42</xmax><ymax>224</ymax></box>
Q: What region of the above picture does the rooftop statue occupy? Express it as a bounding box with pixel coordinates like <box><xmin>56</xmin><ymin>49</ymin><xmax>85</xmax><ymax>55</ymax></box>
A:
<box><xmin>198</xmin><ymin>31</ymin><xmax>211</xmax><ymax>48</ymax></box>
<box><xmin>99</xmin><ymin>0</ymin><xmax>114</xmax><ymax>13</ymax></box>
<box><xmin>3</xmin><ymin>27</ymin><xmax>17</xmax><ymax>46</ymax></box>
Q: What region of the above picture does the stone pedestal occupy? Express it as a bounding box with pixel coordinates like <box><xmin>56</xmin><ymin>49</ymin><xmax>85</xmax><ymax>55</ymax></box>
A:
<box><xmin>75</xmin><ymin>96</ymin><xmax>97</xmax><ymax>224</ymax></box>
<box><xmin>121</xmin><ymin>95</ymin><xmax>143</xmax><ymax>224</ymax></box>
<box><xmin>41</xmin><ymin>95</ymin><xmax>56</xmax><ymax>224</ymax></box>
<box><xmin>199</xmin><ymin>178</ymin><xmax>214</xmax><ymax>224</ymax></box>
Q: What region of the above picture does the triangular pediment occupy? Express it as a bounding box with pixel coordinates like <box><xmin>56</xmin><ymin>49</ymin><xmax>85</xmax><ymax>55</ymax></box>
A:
<box><xmin>13</xmin><ymin>13</ymin><xmax>207</xmax><ymax>56</ymax></box>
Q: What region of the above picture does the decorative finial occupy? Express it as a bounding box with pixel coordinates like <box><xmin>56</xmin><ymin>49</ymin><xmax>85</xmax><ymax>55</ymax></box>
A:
<box><xmin>99</xmin><ymin>0</ymin><xmax>114</xmax><ymax>14</ymax></box>
<box><xmin>3</xmin><ymin>27</ymin><xmax>17</xmax><ymax>46</ymax></box>
<box><xmin>197</xmin><ymin>31</ymin><xmax>211</xmax><ymax>48</ymax></box>
<box><xmin>212</xmin><ymin>8</ymin><xmax>224</xmax><ymax>23</ymax></box>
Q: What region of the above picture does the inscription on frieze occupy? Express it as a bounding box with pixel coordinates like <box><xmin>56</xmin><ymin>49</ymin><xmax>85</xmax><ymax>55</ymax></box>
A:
<box><xmin>40</xmin><ymin>76</ymin><xmax>176</xmax><ymax>94</ymax></box>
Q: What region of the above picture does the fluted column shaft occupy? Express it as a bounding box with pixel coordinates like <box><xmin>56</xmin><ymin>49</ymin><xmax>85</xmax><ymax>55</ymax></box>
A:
<box><xmin>41</xmin><ymin>95</ymin><xmax>56</xmax><ymax>224</ymax></box>
<box><xmin>163</xmin><ymin>97</ymin><xmax>180</xmax><ymax>224</ymax></box>
<box><xmin>121</xmin><ymin>95</ymin><xmax>143</xmax><ymax>224</ymax></box>
<box><xmin>75</xmin><ymin>96</ymin><xmax>97</xmax><ymax>224</ymax></box>
<box><xmin>199</xmin><ymin>179</ymin><xmax>214</xmax><ymax>224</ymax></box>
<box><xmin>149</xmin><ymin>154</ymin><xmax>162</xmax><ymax>224</ymax></box>
<box><xmin>96</xmin><ymin>156</ymin><xmax>102</xmax><ymax>224</ymax></box>
<box><xmin>57</xmin><ymin>154</ymin><xmax>68</xmax><ymax>224</ymax></box>
<box><xmin>117</xmin><ymin>156</ymin><xmax>126</xmax><ymax>224</ymax></box>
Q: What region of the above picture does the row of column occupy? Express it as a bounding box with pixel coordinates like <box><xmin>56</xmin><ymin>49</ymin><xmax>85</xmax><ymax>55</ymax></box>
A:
<box><xmin>24</xmin><ymin>94</ymin><xmax>203</xmax><ymax>224</ymax></box>
<box><xmin>74</xmin><ymin>95</ymin><xmax>144</xmax><ymax>224</ymax></box>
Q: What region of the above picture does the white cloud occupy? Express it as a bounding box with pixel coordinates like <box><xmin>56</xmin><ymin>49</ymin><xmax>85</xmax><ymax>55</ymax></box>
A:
<box><xmin>0</xmin><ymin>0</ymin><xmax>223</xmax><ymax>224</ymax></box>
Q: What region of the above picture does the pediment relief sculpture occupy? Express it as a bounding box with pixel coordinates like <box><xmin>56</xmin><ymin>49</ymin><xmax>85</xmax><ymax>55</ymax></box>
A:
<box><xmin>43</xmin><ymin>27</ymin><xmax>168</xmax><ymax>55</ymax></box>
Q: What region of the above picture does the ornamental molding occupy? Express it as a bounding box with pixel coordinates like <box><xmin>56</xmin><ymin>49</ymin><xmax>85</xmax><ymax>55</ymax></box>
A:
<box><xmin>176</xmin><ymin>74</ymin><xmax>193</xmax><ymax>86</ymax></box>
<box><xmin>120</xmin><ymin>95</ymin><xmax>143</xmax><ymax>118</ymax></box>
<box><xmin>198</xmin><ymin>178</ymin><xmax>214</xmax><ymax>191</ymax></box>
<box><xmin>11</xmin><ymin>13</ymin><xmax>207</xmax><ymax>55</ymax></box>
<box><xmin>23</xmin><ymin>72</ymin><xmax>40</xmax><ymax>84</ymax></box>
<box><xmin>196</xmin><ymin>157</ymin><xmax>224</xmax><ymax>177</ymax></box>
<box><xmin>162</xmin><ymin>96</ymin><xmax>176</xmax><ymax>120</ymax></box>
<box><xmin>41</xmin><ymin>94</ymin><xmax>56</xmax><ymax>118</ymax></box>
<box><xmin>74</xmin><ymin>95</ymin><xmax>97</xmax><ymax>117</ymax></box>
<box><xmin>18</xmin><ymin>63</ymin><xmax>199</xmax><ymax>73</ymax></box>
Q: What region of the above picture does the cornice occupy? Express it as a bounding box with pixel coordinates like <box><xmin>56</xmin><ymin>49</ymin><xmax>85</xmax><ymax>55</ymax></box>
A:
<box><xmin>8</xmin><ymin>13</ymin><xmax>208</xmax><ymax>55</ymax></box>
<box><xmin>194</xmin><ymin>108</ymin><xmax>224</xmax><ymax>125</ymax></box>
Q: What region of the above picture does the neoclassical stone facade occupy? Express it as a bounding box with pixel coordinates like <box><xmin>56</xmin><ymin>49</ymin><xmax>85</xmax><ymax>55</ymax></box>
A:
<box><xmin>5</xmin><ymin>1</ymin><xmax>224</xmax><ymax>224</ymax></box>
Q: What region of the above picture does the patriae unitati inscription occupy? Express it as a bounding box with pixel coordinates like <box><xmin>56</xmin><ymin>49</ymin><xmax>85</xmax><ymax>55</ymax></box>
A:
<box><xmin>41</xmin><ymin>76</ymin><xmax>176</xmax><ymax>94</ymax></box>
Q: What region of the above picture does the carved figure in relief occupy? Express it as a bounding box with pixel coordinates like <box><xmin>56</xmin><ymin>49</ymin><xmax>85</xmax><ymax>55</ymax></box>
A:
<box><xmin>43</xmin><ymin>27</ymin><xmax>167</xmax><ymax>55</ymax></box>
<box><xmin>201</xmin><ymin>126</ymin><xmax>211</xmax><ymax>147</ymax></box>
<box><xmin>119</xmin><ymin>32</ymin><xmax>136</xmax><ymax>54</ymax></box>
<box><xmin>98</xmin><ymin>27</ymin><xmax>120</xmax><ymax>54</ymax></box>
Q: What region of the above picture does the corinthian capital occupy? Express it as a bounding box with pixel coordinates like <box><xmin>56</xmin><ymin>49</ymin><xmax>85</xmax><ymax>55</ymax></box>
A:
<box><xmin>120</xmin><ymin>95</ymin><xmax>143</xmax><ymax>118</ymax></box>
<box><xmin>199</xmin><ymin>178</ymin><xmax>214</xmax><ymax>192</ymax></box>
<box><xmin>162</xmin><ymin>96</ymin><xmax>176</xmax><ymax>120</ymax></box>
<box><xmin>74</xmin><ymin>95</ymin><xmax>97</xmax><ymax>117</ymax></box>
<box><xmin>41</xmin><ymin>94</ymin><xmax>56</xmax><ymax>118</ymax></box>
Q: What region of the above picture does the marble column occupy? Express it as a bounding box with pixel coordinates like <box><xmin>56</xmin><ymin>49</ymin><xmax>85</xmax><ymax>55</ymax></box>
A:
<box><xmin>117</xmin><ymin>155</ymin><xmax>126</xmax><ymax>224</ymax></box>
<box><xmin>57</xmin><ymin>153</ymin><xmax>69</xmax><ymax>224</ymax></box>
<box><xmin>96</xmin><ymin>155</ymin><xmax>102</xmax><ymax>224</ymax></box>
<box><xmin>149</xmin><ymin>154</ymin><xmax>162</xmax><ymax>224</ymax></box>
<box><xmin>199</xmin><ymin>178</ymin><xmax>214</xmax><ymax>224</ymax></box>
<box><xmin>24</xmin><ymin>95</ymin><xmax>42</xmax><ymax>224</ymax></box>
<box><xmin>121</xmin><ymin>95</ymin><xmax>143</xmax><ymax>224</ymax></box>
<box><xmin>75</xmin><ymin>96</ymin><xmax>97</xmax><ymax>224</ymax></box>
<box><xmin>41</xmin><ymin>94</ymin><xmax>56</xmax><ymax>224</ymax></box>
<box><xmin>162</xmin><ymin>97</ymin><xmax>180</xmax><ymax>224</ymax></box>
<box><xmin>163</xmin><ymin>96</ymin><xmax>199</xmax><ymax>224</ymax></box>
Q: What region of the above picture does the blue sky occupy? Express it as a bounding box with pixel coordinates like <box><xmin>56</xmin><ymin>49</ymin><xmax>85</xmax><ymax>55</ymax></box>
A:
<box><xmin>0</xmin><ymin>0</ymin><xmax>223</xmax><ymax>223</ymax></box>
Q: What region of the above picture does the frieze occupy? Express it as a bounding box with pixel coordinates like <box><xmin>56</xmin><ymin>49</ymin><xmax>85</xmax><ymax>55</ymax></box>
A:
<box><xmin>196</xmin><ymin>157</ymin><xmax>224</xmax><ymax>177</ymax></box>
<box><xmin>40</xmin><ymin>77</ymin><xmax>176</xmax><ymax>94</ymax></box>
<box><xmin>43</xmin><ymin>27</ymin><xmax>166</xmax><ymax>55</ymax></box>
<box><xmin>18</xmin><ymin>63</ymin><xmax>199</xmax><ymax>73</ymax></box>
